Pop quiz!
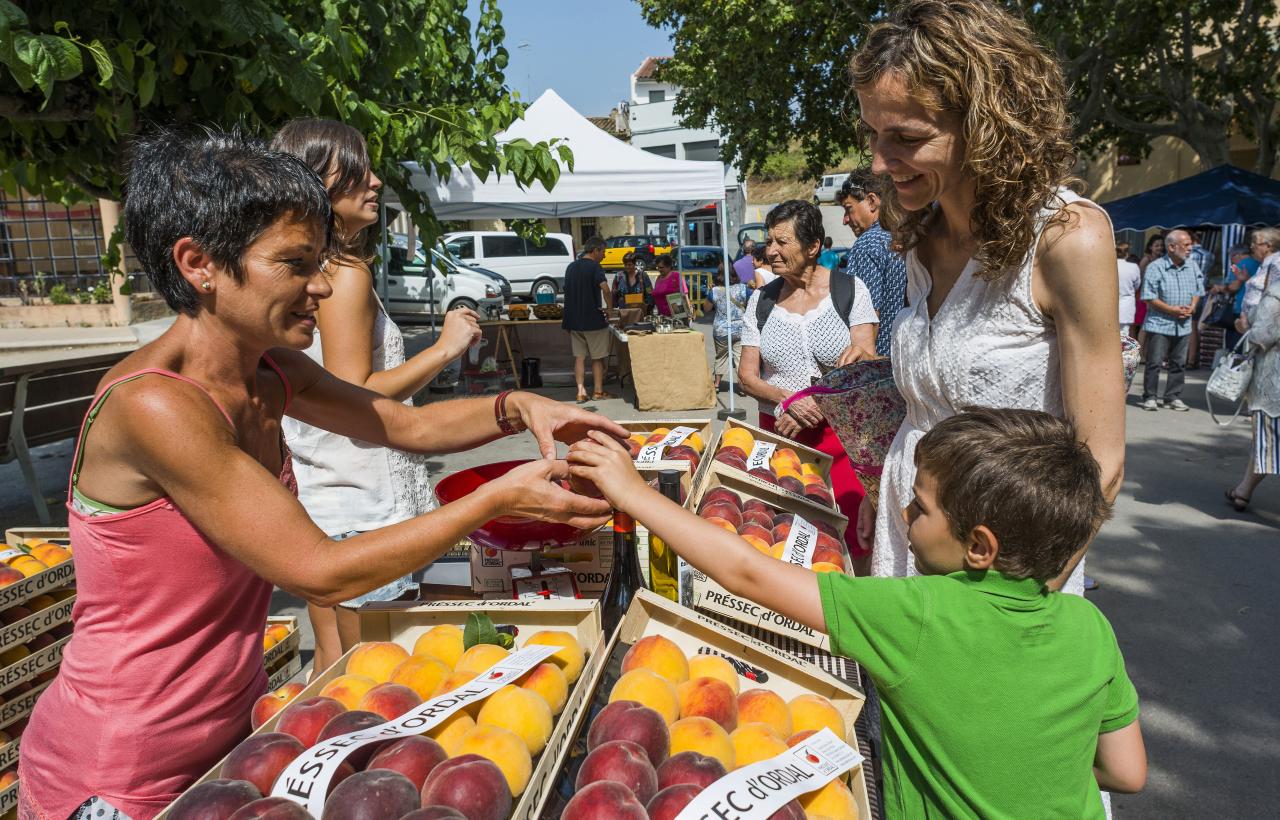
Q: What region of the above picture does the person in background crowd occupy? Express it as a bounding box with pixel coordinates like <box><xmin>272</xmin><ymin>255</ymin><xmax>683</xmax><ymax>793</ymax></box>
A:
<box><xmin>750</xmin><ymin>245</ymin><xmax>776</xmax><ymax>288</ymax></box>
<box><xmin>611</xmin><ymin>251</ymin><xmax>653</xmax><ymax>313</ymax></box>
<box><xmin>272</xmin><ymin>119</ymin><xmax>483</xmax><ymax>674</ymax></box>
<box><xmin>732</xmin><ymin>237</ymin><xmax>758</xmax><ymax>284</ymax></box>
<box><xmin>740</xmin><ymin>199</ymin><xmax>879</xmax><ymax>566</ymax></box>
<box><xmin>1117</xmin><ymin>243</ymin><xmax>1141</xmax><ymax>338</ymax></box>
<box><xmin>838</xmin><ymin>169</ymin><xmax>909</xmax><ymax>357</ymax></box>
<box><xmin>1138</xmin><ymin>234</ymin><xmax>1165</xmax><ymax>275</ymax></box>
<box><xmin>562</xmin><ymin>235</ymin><xmax>614</xmax><ymax>403</ymax></box>
<box><xmin>652</xmin><ymin>253</ymin><xmax>690</xmax><ymax>316</ymax></box>
<box><xmin>1226</xmin><ymin>271</ymin><xmax>1280</xmax><ymax>511</ymax></box>
<box><xmin>852</xmin><ymin>0</ymin><xmax>1125</xmax><ymax>605</ymax></box>
<box><xmin>818</xmin><ymin>236</ymin><xmax>841</xmax><ymax>270</ymax></box>
<box><xmin>1215</xmin><ymin>243</ymin><xmax>1255</xmax><ymax>349</ymax></box>
<box><xmin>702</xmin><ymin>261</ymin><xmax>749</xmax><ymax>391</ymax></box>
<box><xmin>1140</xmin><ymin>229</ymin><xmax>1203</xmax><ymax>412</ymax></box>
<box><xmin>1189</xmin><ymin>229</ymin><xmax>1215</xmax><ymax>278</ymax></box>
<box><xmin>1240</xmin><ymin>228</ymin><xmax>1280</xmax><ymax>318</ymax></box>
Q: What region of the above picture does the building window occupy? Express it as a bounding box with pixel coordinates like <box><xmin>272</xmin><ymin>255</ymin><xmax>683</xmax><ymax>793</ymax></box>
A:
<box><xmin>643</xmin><ymin>144</ymin><xmax>676</xmax><ymax>159</ymax></box>
<box><xmin>683</xmin><ymin>140</ymin><xmax>720</xmax><ymax>162</ymax></box>
<box><xmin>579</xmin><ymin>218</ymin><xmax>598</xmax><ymax>246</ymax></box>
<box><xmin>648</xmin><ymin>89</ymin><xmax>666</xmax><ymax>103</ymax></box>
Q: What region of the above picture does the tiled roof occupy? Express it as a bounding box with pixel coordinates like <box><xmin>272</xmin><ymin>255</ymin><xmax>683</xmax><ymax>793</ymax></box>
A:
<box><xmin>634</xmin><ymin>56</ymin><xmax>671</xmax><ymax>79</ymax></box>
<box><xmin>587</xmin><ymin>116</ymin><xmax>625</xmax><ymax>137</ymax></box>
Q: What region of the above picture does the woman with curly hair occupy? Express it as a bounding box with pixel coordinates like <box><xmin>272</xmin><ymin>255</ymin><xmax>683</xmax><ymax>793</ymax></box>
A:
<box><xmin>851</xmin><ymin>0</ymin><xmax>1125</xmax><ymax>597</ymax></box>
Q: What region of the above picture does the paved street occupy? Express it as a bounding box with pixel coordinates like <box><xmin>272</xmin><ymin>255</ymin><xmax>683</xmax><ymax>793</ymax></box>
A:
<box><xmin>2</xmin><ymin>340</ymin><xmax>1276</xmax><ymax>816</ymax></box>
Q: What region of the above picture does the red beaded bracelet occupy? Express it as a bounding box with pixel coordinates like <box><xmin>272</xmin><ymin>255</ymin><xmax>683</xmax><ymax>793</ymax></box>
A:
<box><xmin>494</xmin><ymin>389</ymin><xmax>520</xmax><ymax>435</ymax></box>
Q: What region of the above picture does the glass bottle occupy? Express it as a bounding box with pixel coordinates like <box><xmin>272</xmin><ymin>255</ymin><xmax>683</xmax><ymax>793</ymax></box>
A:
<box><xmin>601</xmin><ymin>511</ymin><xmax>646</xmax><ymax>636</ymax></box>
<box><xmin>647</xmin><ymin>470</ymin><xmax>682</xmax><ymax>602</ymax></box>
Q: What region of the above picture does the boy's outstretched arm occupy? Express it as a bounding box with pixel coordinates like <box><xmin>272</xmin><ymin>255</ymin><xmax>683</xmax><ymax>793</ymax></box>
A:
<box><xmin>1093</xmin><ymin>721</ymin><xmax>1146</xmax><ymax>793</ymax></box>
<box><xmin>569</xmin><ymin>432</ymin><xmax>826</xmax><ymax>632</ymax></box>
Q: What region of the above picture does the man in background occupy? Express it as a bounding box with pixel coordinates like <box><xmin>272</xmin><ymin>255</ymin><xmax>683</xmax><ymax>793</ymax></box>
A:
<box><xmin>732</xmin><ymin>237</ymin><xmax>758</xmax><ymax>285</ymax></box>
<box><xmin>1140</xmin><ymin>229</ymin><xmax>1203</xmax><ymax>411</ymax></box>
<box><xmin>838</xmin><ymin>170</ymin><xmax>908</xmax><ymax>357</ymax></box>
<box><xmin>562</xmin><ymin>236</ymin><xmax>614</xmax><ymax>403</ymax></box>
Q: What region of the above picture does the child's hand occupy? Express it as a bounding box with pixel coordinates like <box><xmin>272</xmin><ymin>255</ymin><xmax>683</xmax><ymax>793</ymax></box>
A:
<box><xmin>567</xmin><ymin>431</ymin><xmax>649</xmax><ymax>509</ymax></box>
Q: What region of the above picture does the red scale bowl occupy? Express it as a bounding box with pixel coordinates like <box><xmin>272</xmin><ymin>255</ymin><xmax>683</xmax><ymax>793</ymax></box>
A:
<box><xmin>434</xmin><ymin>459</ymin><xmax>602</xmax><ymax>551</ymax></box>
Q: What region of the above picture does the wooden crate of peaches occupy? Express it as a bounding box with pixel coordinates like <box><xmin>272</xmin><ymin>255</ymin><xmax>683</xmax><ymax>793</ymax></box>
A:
<box><xmin>548</xmin><ymin>590</ymin><xmax>869</xmax><ymax>819</ymax></box>
<box><xmin>162</xmin><ymin>600</ymin><xmax>603</xmax><ymax>820</ymax></box>
<box><xmin>709</xmin><ymin>421</ymin><xmax>836</xmax><ymax>511</ymax></box>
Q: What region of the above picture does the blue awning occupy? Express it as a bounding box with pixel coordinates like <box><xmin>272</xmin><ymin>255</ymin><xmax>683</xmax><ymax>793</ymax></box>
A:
<box><xmin>1100</xmin><ymin>165</ymin><xmax>1280</xmax><ymax>230</ymax></box>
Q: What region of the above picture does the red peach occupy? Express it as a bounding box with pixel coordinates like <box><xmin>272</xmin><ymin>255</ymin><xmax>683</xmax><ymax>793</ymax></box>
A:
<box><xmin>586</xmin><ymin>700</ymin><xmax>670</xmax><ymax>768</ymax></box>
<box><xmin>220</xmin><ymin>733</ymin><xmax>305</xmax><ymax>796</ymax></box>
<box><xmin>227</xmin><ymin>797</ymin><xmax>312</xmax><ymax>819</ymax></box>
<box><xmin>700</xmin><ymin>487</ymin><xmax>743</xmax><ymax>509</ymax></box>
<box><xmin>166</xmin><ymin>778</ymin><xmax>262</xmax><ymax>819</ymax></box>
<box><xmin>419</xmin><ymin>754</ymin><xmax>512</xmax><ymax>820</ymax></box>
<box><xmin>574</xmin><ymin>739</ymin><xmax>659</xmax><ymax>805</ymax></box>
<box><xmin>356</xmin><ymin>682</ymin><xmax>423</xmax><ymax>721</ymax></box>
<box><xmin>741</xmin><ymin>509</ymin><xmax>776</xmax><ymax>530</ymax></box>
<box><xmin>737</xmin><ymin>523</ymin><xmax>774</xmax><ymax>543</ymax></box>
<box><xmin>560</xmin><ymin>780</ymin><xmax>648</xmax><ymax>820</ymax></box>
<box><xmin>645</xmin><ymin>784</ymin><xmax>701</xmax><ymax>820</ymax></box>
<box><xmin>276</xmin><ymin>696</ymin><xmax>347</xmax><ymax>747</ymax></box>
<box><xmin>321</xmin><ymin>769</ymin><xmax>419</xmax><ymax>820</ymax></box>
<box><xmin>316</xmin><ymin>710</ymin><xmax>388</xmax><ymax>770</ymax></box>
<box><xmin>401</xmin><ymin>810</ymin><xmax>466</xmax><ymax>820</ymax></box>
<box><xmin>365</xmin><ymin>736</ymin><xmax>447</xmax><ymax>792</ymax></box>
<box><xmin>697</xmin><ymin>502</ymin><xmax>742</xmax><ymax>529</ymax></box>
<box><xmin>655</xmin><ymin>750</ymin><xmax>727</xmax><ymax>790</ymax></box>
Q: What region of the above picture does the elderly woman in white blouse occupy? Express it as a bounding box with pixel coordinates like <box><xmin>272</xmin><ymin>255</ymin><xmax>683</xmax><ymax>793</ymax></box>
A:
<box><xmin>738</xmin><ymin>200</ymin><xmax>879</xmax><ymax>567</ymax></box>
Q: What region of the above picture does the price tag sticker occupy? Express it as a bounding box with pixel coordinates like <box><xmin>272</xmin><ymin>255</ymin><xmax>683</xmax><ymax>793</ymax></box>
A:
<box><xmin>747</xmin><ymin>441</ymin><xmax>776</xmax><ymax>473</ymax></box>
<box><xmin>673</xmin><ymin>728</ymin><xmax>862</xmax><ymax>820</ymax></box>
<box><xmin>636</xmin><ymin>425</ymin><xmax>697</xmax><ymax>465</ymax></box>
<box><xmin>0</xmin><ymin>548</ymin><xmax>27</xmax><ymax>563</ymax></box>
<box><xmin>779</xmin><ymin>515</ymin><xmax>819</xmax><ymax>568</ymax></box>
<box><xmin>512</xmin><ymin>568</ymin><xmax>580</xmax><ymax>600</ymax></box>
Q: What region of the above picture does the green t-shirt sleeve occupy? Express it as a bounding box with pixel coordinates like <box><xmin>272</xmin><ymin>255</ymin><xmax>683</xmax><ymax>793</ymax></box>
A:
<box><xmin>817</xmin><ymin>572</ymin><xmax>928</xmax><ymax>689</ymax></box>
<box><xmin>1100</xmin><ymin>635</ymin><xmax>1140</xmax><ymax>734</ymax></box>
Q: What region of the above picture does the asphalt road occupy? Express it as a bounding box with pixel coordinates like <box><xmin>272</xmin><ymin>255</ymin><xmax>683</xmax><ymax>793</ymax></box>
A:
<box><xmin>2</xmin><ymin>343</ymin><xmax>1275</xmax><ymax>817</ymax></box>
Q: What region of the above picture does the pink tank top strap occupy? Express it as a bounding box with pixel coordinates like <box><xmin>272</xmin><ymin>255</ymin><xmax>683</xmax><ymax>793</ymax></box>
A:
<box><xmin>260</xmin><ymin>352</ymin><xmax>293</xmax><ymax>411</ymax></box>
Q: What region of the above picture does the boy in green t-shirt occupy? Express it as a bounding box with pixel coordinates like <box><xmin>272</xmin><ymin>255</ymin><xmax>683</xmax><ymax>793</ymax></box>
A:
<box><xmin>569</xmin><ymin>408</ymin><xmax>1146</xmax><ymax>818</ymax></box>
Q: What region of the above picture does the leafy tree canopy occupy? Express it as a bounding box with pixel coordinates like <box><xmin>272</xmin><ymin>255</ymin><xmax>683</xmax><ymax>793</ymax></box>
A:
<box><xmin>0</xmin><ymin>0</ymin><xmax>572</xmax><ymax>241</ymax></box>
<box><xmin>637</xmin><ymin>0</ymin><xmax>1279</xmax><ymax>178</ymax></box>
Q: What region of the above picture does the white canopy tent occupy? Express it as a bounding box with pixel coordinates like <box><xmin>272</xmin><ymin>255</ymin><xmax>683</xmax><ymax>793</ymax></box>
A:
<box><xmin>389</xmin><ymin>89</ymin><xmax>744</xmax><ymax>414</ymax></box>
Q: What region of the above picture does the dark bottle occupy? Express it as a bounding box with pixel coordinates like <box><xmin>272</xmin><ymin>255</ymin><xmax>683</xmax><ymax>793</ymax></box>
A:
<box><xmin>648</xmin><ymin>470</ymin><xmax>682</xmax><ymax>602</ymax></box>
<box><xmin>601</xmin><ymin>511</ymin><xmax>646</xmax><ymax>636</ymax></box>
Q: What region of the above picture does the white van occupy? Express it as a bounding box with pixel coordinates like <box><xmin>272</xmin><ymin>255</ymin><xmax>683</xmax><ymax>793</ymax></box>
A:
<box><xmin>812</xmin><ymin>172</ymin><xmax>851</xmax><ymax>204</ymax></box>
<box><xmin>443</xmin><ymin>231</ymin><xmax>576</xmax><ymax>301</ymax></box>
<box><xmin>383</xmin><ymin>237</ymin><xmax>507</xmax><ymax>319</ymax></box>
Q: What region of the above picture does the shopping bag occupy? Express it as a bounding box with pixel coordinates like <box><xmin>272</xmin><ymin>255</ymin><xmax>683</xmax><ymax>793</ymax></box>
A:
<box><xmin>781</xmin><ymin>359</ymin><xmax>905</xmax><ymax>506</ymax></box>
<box><xmin>1205</xmin><ymin>331</ymin><xmax>1253</xmax><ymax>426</ymax></box>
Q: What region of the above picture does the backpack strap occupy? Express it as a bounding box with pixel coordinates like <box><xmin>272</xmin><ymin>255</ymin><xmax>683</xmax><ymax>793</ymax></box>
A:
<box><xmin>754</xmin><ymin>277</ymin><xmax>787</xmax><ymax>330</ymax></box>
<box><xmin>829</xmin><ymin>271</ymin><xmax>855</xmax><ymax>325</ymax></box>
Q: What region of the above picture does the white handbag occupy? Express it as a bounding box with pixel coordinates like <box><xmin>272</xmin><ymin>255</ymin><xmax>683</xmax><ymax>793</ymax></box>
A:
<box><xmin>1205</xmin><ymin>331</ymin><xmax>1254</xmax><ymax>426</ymax></box>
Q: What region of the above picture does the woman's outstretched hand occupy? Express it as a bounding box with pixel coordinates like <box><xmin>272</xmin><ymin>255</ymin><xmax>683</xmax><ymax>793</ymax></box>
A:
<box><xmin>567</xmin><ymin>431</ymin><xmax>649</xmax><ymax>510</ymax></box>
<box><xmin>490</xmin><ymin>459</ymin><xmax>613</xmax><ymax>529</ymax></box>
<box><xmin>508</xmin><ymin>393</ymin><xmax>630</xmax><ymax>459</ymax></box>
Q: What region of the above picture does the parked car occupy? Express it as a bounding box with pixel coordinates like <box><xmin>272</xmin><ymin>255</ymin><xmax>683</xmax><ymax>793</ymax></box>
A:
<box><xmin>601</xmin><ymin>235</ymin><xmax>677</xmax><ymax>270</ymax></box>
<box><xmin>382</xmin><ymin>236</ymin><xmax>507</xmax><ymax>319</ymax></box>
<box><xmin>442</xmin><ymin>231</ymin><xmax>575</xmax><ymax>302</ymax></box>
<box><xmin>678</xmin><ymin>245</ymin><xmax>725</xmax><ymax>299</ymax></box>
<box><xmin>812</xmin><ymin>172</ymin><xmax>851</xmax><ymax>204</ymax></box>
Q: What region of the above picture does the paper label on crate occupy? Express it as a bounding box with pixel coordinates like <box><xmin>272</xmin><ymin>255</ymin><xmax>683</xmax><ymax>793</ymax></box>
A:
<box><xmin>636</xmin><ymin>425</ymin><xmax>697</xmax><ymax>464</ymax></box>
<box><xmin>512</xmin><ymin>568</ymin><xmax>579</xmax><ymax>600</ymax></box>
<box><xmin>674</xmin><ymin>728</ymin><xmax>861</xmax><ymax>820</ymax></box>
<box><xmin>780</xmin><ymin>515</ymin><xmax>819</xmax><ymax>568</ymax></box>
<box><xmin>271</xmin><ymin>645</ymin><xmax>558</xmax><ymax>815</ymax></box>
<box><xmin>747</xmin><ymin>441</ymin><xmax>777</xmax><ymax>472</ymax></box>
<box><xmin>0</xmin><ymin>548</ymin><xmax>26</xmax><ymax>563</ymax></box>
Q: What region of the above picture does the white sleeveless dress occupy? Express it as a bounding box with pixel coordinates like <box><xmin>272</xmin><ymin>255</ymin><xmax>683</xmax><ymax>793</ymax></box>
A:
<box><xmin>872</xmin><ymin>189</ymin><xmax>1112</xmax><ymax>597</ymax></box>
<box><xmin>283</xmin><ymin>294</ymin><xmax>434</xmax><ymax>605</ymax></box>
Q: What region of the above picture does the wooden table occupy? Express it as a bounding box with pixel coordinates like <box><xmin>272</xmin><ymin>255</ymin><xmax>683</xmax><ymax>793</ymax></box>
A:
<box><xmin>480</xmin><ymin>319</ymin><xmax>561</xmax><ymax>389</ymax></box>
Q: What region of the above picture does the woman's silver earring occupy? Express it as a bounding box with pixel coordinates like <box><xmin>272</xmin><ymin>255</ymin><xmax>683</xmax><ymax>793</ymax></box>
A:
<box><xmin>201</xmin><ymin>281</ymin><xmax>212</xmax><ymax>291</ymax></box>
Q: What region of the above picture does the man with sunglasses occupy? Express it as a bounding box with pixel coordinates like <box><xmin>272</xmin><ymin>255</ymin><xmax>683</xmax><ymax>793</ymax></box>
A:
<box><xmin>837</xmin><ymin>169</ymin><xmax>907</xmax><ymax>357</ymax></box>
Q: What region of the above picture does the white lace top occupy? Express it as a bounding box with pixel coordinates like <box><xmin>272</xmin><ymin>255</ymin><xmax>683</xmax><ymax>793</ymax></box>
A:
<box><xmin>872</xmin><ymin>188</ymin><xmax>1111</xmax><ymax>596</ymax></box>
<box><xmin>740</xmin><ymin>279</ymin><xmax>879</xmax><ymax>416</ymax></box>
<box><xmin>1246</xmin><ymin>277</ymin><xmax>1280</xmax><ymax>417</ymax></box>
<box><xmin>283</xmin><ymin>295</ymin><xmax>435</xmax><ymax>536</ymax></box>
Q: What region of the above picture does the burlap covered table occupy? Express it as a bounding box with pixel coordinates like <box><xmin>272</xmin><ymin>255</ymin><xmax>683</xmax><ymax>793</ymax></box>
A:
<box><xmin>625</xmin><ymin>329</ymin><xmax>715</xmax><ymax>411</ymax></box>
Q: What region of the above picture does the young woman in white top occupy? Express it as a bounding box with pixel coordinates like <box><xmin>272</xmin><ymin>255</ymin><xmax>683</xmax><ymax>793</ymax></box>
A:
<box><xmin>1117</xmin><ymin>244</ymin><xmax>1142</xmax><ymax>337</ymax></box>
<box><xmin>739</xmin><ymin>199</ymin><xmax>878</xmax><ymax>565</ymax></box>
<box><xmin>850</xmin><ymin>0</ymin><xmax>1125</xmax><ymax>600</ymax></box>
<box><xmin>273</xmin><ymin>119</ymin><xmax>482</xmax><ymax>673</ymax></box>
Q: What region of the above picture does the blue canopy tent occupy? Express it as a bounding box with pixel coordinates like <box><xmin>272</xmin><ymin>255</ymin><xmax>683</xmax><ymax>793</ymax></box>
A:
<box><xmin>1101</xmin><ymin>165</ymin><xmax>1280</xmax><ymax>276</ymax></box>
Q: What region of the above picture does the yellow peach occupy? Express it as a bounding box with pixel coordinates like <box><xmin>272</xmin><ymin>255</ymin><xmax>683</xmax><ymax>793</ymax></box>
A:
<box><xmin>676</xmin><ymin>677</ymin><xmax>738</xmax><ymax>732</ymax></box>
<box><xmin>730</xmin><ymin>722</ymin><xmax>788</xmax><ymax>768</ymax></box>
<box><xmin>621</xmin><ymin>634</ymin><xmax>689</xmax><ymax>685</ymax></box>
<box><xmin>389</xmin><ymin>654</ymin><xmax>451</xmax><ymax>701</ymax></box>
<box><xmin>517</xmin><ymin>662</ymin><xmax>569</xmax><ymax>715</ymax></box>
<box><xmin>687</xmin><ymin>654</ymin><xmax>740</xmax><ymax>695</ymax></box>
<box><xmin>788</xmin><ymin>694</ymin><xmax>846</xmax><ymax>742</ymax></box>
<box><xmin>318</xmin><ymin>674</ymin><xmax>377</xmax><ymax>711</ymax></box>
<box><xmin>609</xmin><ymin>668</ymin><xmax>679</xmax><ymax>725</ymax></box>
<box><xmin>800</xmin><ymin>779</ymin><xmax>859</xmax><ymax>819</ymax></box>
<box><xmin>524</xmin><ymin>630</ymin><xmax>586</xmax><ymax>683</ymax></box>
<box><xmin>345</xmin><ymin>641</ymin><xmax>410</xmax><ymax>684</ymax></box>
<box><xmin>477</xmin><ymin>685</ymin><xmax>554</xmax><ymax>756</ymax></box>
<box><xmin>454</xmin><ymin>643</ymin><xmax>511</xmax><ymax>677</ymax></box>
<box><xmin>456</xmin><ymin>724</ymin><xmax>534</xmax><ymax>796</ymax></box>
<box><xmin>669</xmin><ymin>716</ymin><xmax>735</xmax><ymax>771</ymax></box>
<box><xmin>425</xmin><ymin>711</ymin><xmax>475</xmax><ymax>756</ymax></box>
<box><xmin>737</xmin><ymin>689</ymin><xmax>791</xmax><ymax>738</ymax></box>
<box><xmin>413</xmin><ymin>624</ymin><xmax>465</xmax><ymax>669</ymax></box>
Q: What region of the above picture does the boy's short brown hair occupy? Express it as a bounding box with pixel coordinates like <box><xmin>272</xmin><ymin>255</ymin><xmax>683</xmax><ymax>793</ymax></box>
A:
<box><xmin>914</xmin><ymin>408</ymin><xmax>1111</xmax><ymax>580</ymax></box>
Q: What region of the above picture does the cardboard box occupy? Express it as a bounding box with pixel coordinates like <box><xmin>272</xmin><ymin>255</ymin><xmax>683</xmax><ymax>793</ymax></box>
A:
<box><xmin>469</xmin><ymin>532</ymin><xmax>617</xmax><ymax>597</ymax></box>
<box><xmin>545</xmin><ymin>590</ymin><xmax>870</xmax><ymax>818</ymax></box>
<box><xmin>0</xmin><ymin>528</ymin><xmax>75</xmax><ymax>612</ymax></box>
<box><xmin>162</xmin><ymin>599</ymin><xmax>606</xmax><ymax>820</ymax></box>
<box><xmin>703</xmin><ymin>417</ymin><xmax>840</xmax><ymax>516</ymax></box>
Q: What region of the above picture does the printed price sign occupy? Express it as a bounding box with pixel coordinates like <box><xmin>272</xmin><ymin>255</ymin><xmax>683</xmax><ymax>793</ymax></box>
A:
<box><xmin>271</xmin><ymin>645</ymin><xmax>557</xmax><ymax>815</ymax></box>
<box><xmin>636</xmin><ymin>426</ymin><xmax>697</xmax><ymax>464</ymax></box>
<box><xmin>746</xmin><ymin>441</ymin><xmax>776</xmax><ymax>473</ymax></box>
<box><xmin>674</xmin><ymin>728</ymin><xmax>862</xmax><ymax>819</ymax></box>
<box><xmin>779</xmin><ymin>515</ymin><xmax>819</xmax><ymax>568</ymax></box>
<box><xmin>512</xmin><ymin>569</ymin><xmax>579</xmax><ymax>600</ymax></box>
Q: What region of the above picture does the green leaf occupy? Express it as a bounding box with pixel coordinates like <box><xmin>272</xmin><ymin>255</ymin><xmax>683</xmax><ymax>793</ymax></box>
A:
<box><xmin>86</xmin><ymin>39</ymin><xmax>113</xmax><ymax>86</ymax></box>
<box><xmin>16</xmin><ymin>33</ymin><xmax>83</xmax><ymax>98</ymax></box>
<box><xmin>0</xmin><ymin>0</ymin><xmax>28</xmax><ymax>31</ymax></box>
<box><xmin>137</xmin><ymin>58</ymin><xmax>156</xmax><ymax>107</ymax></box>
<box><xmin>463</xmin><ymin>612</ymin><xmax>502</xmax><ymax>650</ymax></box>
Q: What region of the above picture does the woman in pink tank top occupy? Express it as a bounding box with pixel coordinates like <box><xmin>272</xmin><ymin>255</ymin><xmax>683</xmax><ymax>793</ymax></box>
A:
<box><xmin>20</xmin><ymin>130</ymin><xmax>624</xmax><ymax>820</ymax></box>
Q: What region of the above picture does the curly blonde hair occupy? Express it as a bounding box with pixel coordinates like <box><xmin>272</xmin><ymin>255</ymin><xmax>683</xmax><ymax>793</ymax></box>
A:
<box><xmin>851</xmin><ymin>0</ymin><xmax>1077</xmax><ymax>280</ymax></box>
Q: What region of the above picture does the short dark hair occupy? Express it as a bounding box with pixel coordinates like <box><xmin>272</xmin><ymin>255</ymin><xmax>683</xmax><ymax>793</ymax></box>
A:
<box><xmin>654</xmin><ymin>253</ymin><xmax>674</xmax><ymax>269</ymax></box>
<box><xmin>583</xmin><ymin>236</ymin><xmax>606</xmax><ymax>254</ymax></box>
<box><xmin>914</xmin><ymin>408</ymin><xmax>1111</xmax><ymax>581</ymax></box>
<box><xmin>751</xmin><ymin>245</ymin><xmax>767</xmax><ymax>262</ymax></box>
<box><xmin>765</xmin><ymin>200</ymin><xmax>825</xmax><ymax>256</ymax></box>
<box><xmin>622</xmin><ymin>251</ymin><xmax>636</xmax><ymax>263</ymax></box>
<box><xmin>124</xmin><ymin>128</ymin><xmax>333</xmax><ymax>315</ymax></box>
<box><xmin>837</xmin><ymin>168</ymin><xmax>884</xmax><ymax>203</ymax></box>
